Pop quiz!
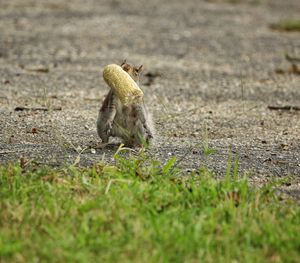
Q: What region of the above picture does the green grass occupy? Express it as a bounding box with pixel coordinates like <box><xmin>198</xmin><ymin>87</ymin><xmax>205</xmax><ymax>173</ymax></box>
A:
<box><xmin>271</xmin><ymin>19</ymin><xmax>300</xmax><ymax>32</ymax></box>
<box><xmin>0</xmin><ymin>150</ymin><xmax>299</xmax><ymax>263</ymax></box>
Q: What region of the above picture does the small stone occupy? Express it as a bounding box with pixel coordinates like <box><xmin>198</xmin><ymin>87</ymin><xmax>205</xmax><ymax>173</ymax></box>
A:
<box><xmin>91</xmin><ymin>148</ymin><xmax>96</xmax><ymax>154</ymax></box>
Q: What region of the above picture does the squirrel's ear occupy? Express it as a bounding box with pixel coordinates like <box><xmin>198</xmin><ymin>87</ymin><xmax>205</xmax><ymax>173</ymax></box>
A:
<box><xmin>121</xmin><ymin>59</ymin><xmax>127</xmax><ymax>66</ymax></box>
<box><xmin>122</xmin><ymin>63</ymin><xmax>131</xmax><ymax>72</ymax></box>
<box><xmin>137</xmin><ymin>65</ymin><xmax>144</xmax><ymax>73</ymax></box>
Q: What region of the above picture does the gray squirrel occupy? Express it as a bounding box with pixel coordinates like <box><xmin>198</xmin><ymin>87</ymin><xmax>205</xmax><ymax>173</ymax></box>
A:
<box><xmin>97</xmin><ymin>61</ymin><xmax>153</xmax><ymax>147</ymax></box>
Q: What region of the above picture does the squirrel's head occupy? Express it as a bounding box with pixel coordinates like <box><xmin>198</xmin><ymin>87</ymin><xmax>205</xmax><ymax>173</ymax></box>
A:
<box><xmin>121</xmin><ymin>60</ymin><xmax>144</xmax><ymax>82</ymax></box>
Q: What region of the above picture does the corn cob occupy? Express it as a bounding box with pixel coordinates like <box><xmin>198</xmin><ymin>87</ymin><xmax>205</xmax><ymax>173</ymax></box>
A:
<box><xmin>103</xmin><ymin>64</ymin><xmax>144</xmax><ymax>105</ymax></box>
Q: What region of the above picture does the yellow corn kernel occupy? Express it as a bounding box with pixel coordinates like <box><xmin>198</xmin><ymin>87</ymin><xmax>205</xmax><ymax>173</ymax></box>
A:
<box><xmin>103</xmin><ymin>64</ymin><xmax>144</xmax><ymax>105</ymax></box>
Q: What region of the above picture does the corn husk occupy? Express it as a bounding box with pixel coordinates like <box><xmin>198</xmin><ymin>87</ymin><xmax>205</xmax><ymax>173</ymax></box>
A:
<box><xmin>103</xmin><ymin>64</ymin><xmax>143</xmax><ymax>105</ymax></box>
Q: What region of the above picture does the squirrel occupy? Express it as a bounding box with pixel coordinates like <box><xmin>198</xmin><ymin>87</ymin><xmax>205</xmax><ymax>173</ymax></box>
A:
<box><xmin>97</xmin><ymin>61</ymin><xmax>154</xmax><ymax>147</ymax></box>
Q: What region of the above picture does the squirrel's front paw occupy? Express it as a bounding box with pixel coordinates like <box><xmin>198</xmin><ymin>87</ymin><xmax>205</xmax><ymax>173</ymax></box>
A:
<box><xmin>105</xmin><ymin>121</ymin><xmax>113</xmax><ymax>135</ymax></box>
<box><xmin>145</xmin><ymin>128</ymin><xmax>153</xmax><ymax>141</ymax></box>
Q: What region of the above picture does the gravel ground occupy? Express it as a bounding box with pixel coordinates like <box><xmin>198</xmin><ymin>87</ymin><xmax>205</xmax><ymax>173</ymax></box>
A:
<box><xmin>0</xmin><ymin>0</ymin><xmax>299</xmax><ymax>197</ymax></box>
